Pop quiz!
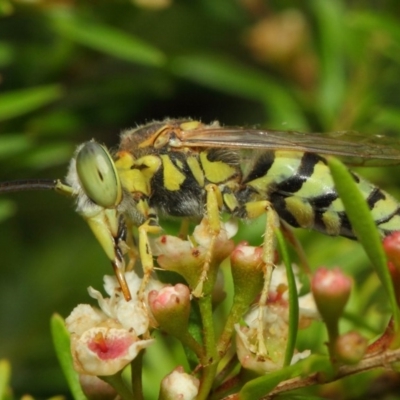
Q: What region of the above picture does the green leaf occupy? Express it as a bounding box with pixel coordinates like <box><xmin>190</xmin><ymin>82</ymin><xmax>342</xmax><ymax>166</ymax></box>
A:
<box><xmin>275</xmin><ymin>228</ymin><xmax>299</xmax><ymax>367</ymax></box>
<box><xmin>170</xmin><ymin>55</ymin><xmax>308</xmax><ymax>130</ymax></box>
<box><xmin>0</xmin><ymin>200</ymin><xmax>16</xmax><ymax>223</ymax></box>
<box><xmin>51</xmin><ymin>12</ymin><xmax>165</xmax><ymax>67</ymax></box>
<box><xmin>372</xmin><ymin>107</ymin><xmax>400</xmax><ymax>132</ymax></box>
<box><xmin>0</xmin><ymin>42</ymin><xmax>14</xmax><ymax>67</ymax></box>
<box><xmin>350</xmin><ymin>11</ymin><xmax>400</xmax><ymax>45</ymax></box>
<box><xmin>0</xmin><ymin>359</ymin><xmax>11</xmax><ymax>400</ymax></box>
<box><xmin>328</xmin><ymin>157</ymin><xmax>400</xmax><ymax>329</ymax></box>
<box><xmin>20</xmin><ymin>142</ymin><xmax>74</xmax><ymax>170</ymax></box>
<box><xmin>311</xmin><ymin>0</ymin><xmax>346</xmax><ymax>128</ymax></box>
<box><xmin>0</xmin><ymin>1</ymin><xmax>13</xmax><ymax>16</ymax></box>
<box><xmin>0</xmin><ymin>85</ymin><xmax>63</xmax><ymax>122</ymax></box>
<box><xmin>50</xmin><ymin>314</ymin><xmax>86</xmax><ymax>400</ymax></box>
<box><xmin>239</xmin><ymin>355</ymin><xmax>331</xmax><ymax>399</ymax></box>
<box><xmin>0</xmin><ymin>135</ymin><xmax>32</xmax><ymax>159</ymax></box>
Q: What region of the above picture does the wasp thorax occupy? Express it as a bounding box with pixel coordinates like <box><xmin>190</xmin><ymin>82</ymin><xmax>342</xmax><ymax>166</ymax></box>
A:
<box><xmin>76</xmin><ymin>141</ymin><xmax>122</xmax><ymax>208</ymax></box>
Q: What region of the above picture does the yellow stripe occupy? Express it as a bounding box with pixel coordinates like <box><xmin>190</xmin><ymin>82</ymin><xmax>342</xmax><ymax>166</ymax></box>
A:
<box><xmin>247</xmin><ymin>151</ymin><xmax>302</xmax><ymax>195</ymax></box>
<box><xmin>321</xmin><ymin>211</ymin><xmax>341</xmax><ymax>235</ymax></box>
<box><xmin>294</xmin><ymin>161</ymin><xmax>333</xmax><ymax>198</ymax></box>
<box><xmin>223</xmin><ymin>192</ymin><xmax>239</xmax><ymax>212</ymax></box>
<box><xmin>284</xmin><ymin>196</ymin><xmax>314</xmax><ymax>228</ymax></box>
<box><xmin>160</xmin><ymin>154</ymin><xmax>186</xmax><ymax>191</ymax></box>
<box><xmin>200</xmin><ymin>152</ymin><xmax>237</xmax><ymax>184</ymax></box>
<box><xmin>187</xmin><ymin>156</ymin><xmax>204</xmax><ymax>187</ymax></box>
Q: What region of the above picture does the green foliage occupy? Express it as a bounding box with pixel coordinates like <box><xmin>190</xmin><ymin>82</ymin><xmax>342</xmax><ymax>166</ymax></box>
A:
<box><xmin>0</xmin><ymin>359</ymin><xmax>11</xmax><ymax>400</ymax></box>
<box><xmin>2</xmin><ymin>0</ymin><xmax>400</xmax><ymax>398</ymax></box>
<box><xmin>50</xmin><ymin>314</ymin><xmax>86</xmax><ymax>400</ymax></box>
<box><xmin>328</xmin><ymin>157</ymin><xmax>400</xmax><ymax>329</ymax></box>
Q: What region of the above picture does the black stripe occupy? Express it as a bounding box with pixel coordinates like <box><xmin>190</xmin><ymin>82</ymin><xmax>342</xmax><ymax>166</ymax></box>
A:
<box><xmin>243</xmin><ymin>152</ymin><xmax>275</xmax><ymax>183</ymax></box>
<box><xmin>366</xmin><ymin>187</ymin><xmax>386</xmax><ymax>209</ymax></box>
<box><xmin>338</xmin><ymin>211</ymin><xmax>355</xmax><ymax>238</ymax></box>
<box><xmin>270</xmin><ymin>194</ymin><xmax>301</xmax><ymax>228</ymax></box>
<box><xmin>350</xmin><ymin>171</ymin><xmax>360</xmax><ymax>183</ymax></box>
<box><xmin>375</xmin><ymin>206</ymin><xmax>400</xmax><ymax>226</ymax></box>
<box><xmin>310</xmin><ymin>192</ymin><xmax>338</xmax><ymax>209</ymax></box>
<box><xmin>381</xmin><ymin>208</ymin><xmax>400</xmax><ymax>236</ymax></box>
<box><xmin>206</xmin><ymin>148</ymin><xmax>239</xmax><ymax>165</ymax></box>
<box><xmin>311</xmin><ymin>209</ymin><xmax>355</xmax><ymax>239</ymax></box>
<box><xmin>276</xmin><ymin>152</ymin><xmax>323</xmax><ymax>194</ymax></box>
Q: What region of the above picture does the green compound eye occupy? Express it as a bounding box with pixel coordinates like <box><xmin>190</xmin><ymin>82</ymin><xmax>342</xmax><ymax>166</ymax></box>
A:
<box><xmin>76</xmin><ymin>141</ymin><xmax>122</xmax><ymax>208</ymax></box>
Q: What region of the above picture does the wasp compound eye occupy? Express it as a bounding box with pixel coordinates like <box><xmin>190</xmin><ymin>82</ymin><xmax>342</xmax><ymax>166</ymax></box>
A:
<box><xmin>76</xmin><ymin>141</ymin><xmax>122</xmax><ymax>208</ymax></box>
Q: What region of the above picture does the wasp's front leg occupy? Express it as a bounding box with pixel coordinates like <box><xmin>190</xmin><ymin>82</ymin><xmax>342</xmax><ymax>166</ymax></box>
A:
<box><xmin>192</xmin><ymin>184</ymin><xmax>223</xmax><ymax>298</ymax></box>
<box><xmin>84</xmin><ymin>208</ymin><xmax>132</xmax><ymax>301</ymax></box>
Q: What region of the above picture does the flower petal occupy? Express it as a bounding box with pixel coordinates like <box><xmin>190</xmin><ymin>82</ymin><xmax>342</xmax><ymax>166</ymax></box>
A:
<box><xmin>71</xmin><ymin>327</ymin><xmax>153</xmax><ymax>376</ymax></box>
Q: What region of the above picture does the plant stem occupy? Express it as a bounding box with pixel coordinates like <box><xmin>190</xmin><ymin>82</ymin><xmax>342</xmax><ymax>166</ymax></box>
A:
<box><xmin>101</xmin><ymin>372</ymin><xmax>133</xmax><ymax>400</ymax></box>
<box><xmin>131</xmin><ymin>351</ymin><xmax>144</xmax><ymax>400</ymax></box>
<box><xmin>196</xmin><ymin>294</ymin><xmax>218</xmax><ymax>400</ymax></box>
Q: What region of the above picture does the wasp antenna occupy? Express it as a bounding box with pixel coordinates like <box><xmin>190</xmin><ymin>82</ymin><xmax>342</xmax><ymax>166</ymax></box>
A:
<box><xmin>0</xmin><ymin>179</ymin><xmax>58</xmax><ymax>193</ymax></box>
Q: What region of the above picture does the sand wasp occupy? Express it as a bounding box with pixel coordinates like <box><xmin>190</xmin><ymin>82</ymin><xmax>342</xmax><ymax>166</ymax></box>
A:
<box><xmin>2</xmin><ymin>119</ymin><xmax>400</xmax><ymax>301</ymax></box>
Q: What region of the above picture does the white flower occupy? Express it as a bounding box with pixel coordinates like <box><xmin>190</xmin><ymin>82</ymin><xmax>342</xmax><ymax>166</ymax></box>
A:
<box><xmin>66</xmin><ymin>271</ymin><xmax>164</xmax><ymax>375</ymax></box>
<box><xmin>87</xmin><ymin>271</ymin><xmax>163</xmax><ymax>335</ymax></box>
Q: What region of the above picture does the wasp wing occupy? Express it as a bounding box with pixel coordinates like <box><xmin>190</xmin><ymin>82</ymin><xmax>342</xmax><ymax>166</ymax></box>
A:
<box><xmin>178</xmin><ymin>127</ymin><xmax>400</xmax><ymax>166</ymax></box>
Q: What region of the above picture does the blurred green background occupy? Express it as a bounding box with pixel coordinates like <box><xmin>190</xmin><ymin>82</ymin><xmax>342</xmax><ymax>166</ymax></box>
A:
<box><xmin>1</xmin><ymin>0</ymin><xmax>400</xmax><ymax>398</ymax></box>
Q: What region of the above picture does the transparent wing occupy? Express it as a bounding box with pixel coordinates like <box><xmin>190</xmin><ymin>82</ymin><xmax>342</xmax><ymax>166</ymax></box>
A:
<box><xmin>177</xmin><ymin>127</ymin><xmax>400</xmax><ymax>166</ymax></box>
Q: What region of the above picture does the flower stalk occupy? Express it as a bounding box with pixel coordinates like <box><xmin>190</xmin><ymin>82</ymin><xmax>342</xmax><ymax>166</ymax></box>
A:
<box><xmin>100</xmin><ymin>372</ymin><xmax>133</xmax><ymax>400</ymax></box>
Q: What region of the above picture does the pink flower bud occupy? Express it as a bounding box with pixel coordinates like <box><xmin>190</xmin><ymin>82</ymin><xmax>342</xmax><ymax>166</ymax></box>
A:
<box><xmin>383</xmin><ymin>232</ymin><xmax>400</xmax><ymax>270</ymax></box>
<box><xmin>311</xmin><ymin>267</ymin><xmax>352</xmax><ymax>326</ymax></box>
<box><xmin>383</xmin><ymin>232</ymin><xmax>400</xmax><ymax>305</ymax></box>
<box><xmin>148</xmin><ymin>284</ymin><xmax>191</xmax><ymax>336</ymax></box>
<box><xmin>230</xmin><ymin>244</ymin><xmax>264</xmax><ymax>306</ymax></box>
<box><xmin>334</xmin><ymin>331</ymin><xmax>368</xmax><ymax>365</ymax></box>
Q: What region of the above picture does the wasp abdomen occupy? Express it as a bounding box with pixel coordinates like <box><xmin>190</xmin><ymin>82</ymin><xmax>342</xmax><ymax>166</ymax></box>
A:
<box><xmin>238</xmin><ymin>150</ymin><xmax>400</xmax><ymax>238</ymax></box>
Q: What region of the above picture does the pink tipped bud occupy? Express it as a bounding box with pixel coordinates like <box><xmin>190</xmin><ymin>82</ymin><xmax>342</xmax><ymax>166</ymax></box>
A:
<box><xmin>383</xmin><ymin>232</ymin><xmax>400</xmax><ymax>270</ymax></box>
<box><xmin>148</xmin><ymin>284</ymin><xmax>191</xmax><ymax>336</ymax></box>
<box><xmin>334</xmin><ymin>331</ymin><xmax>368</xmax><ymax>365</ymax></box>
<box><xmin>230</xmin><ymin>244</ymin><xmax>265</xmax><ymax>306</ymax></box>
<box><xmin>383</xmin><ymin>232</ymin><xmax>400</xmax><ymax>306</ymax></box>
<box><xmin>311</xmin><ymin>267</ymin><xmax>352</xmax><ymax>329</ymax></box>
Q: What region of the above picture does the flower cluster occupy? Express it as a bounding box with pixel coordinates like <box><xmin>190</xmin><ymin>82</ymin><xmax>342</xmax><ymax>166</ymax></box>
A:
<box><xmin>63</xmin><ymin>217</ymin><xmax>325</xmax><ymax>397</ymax></box>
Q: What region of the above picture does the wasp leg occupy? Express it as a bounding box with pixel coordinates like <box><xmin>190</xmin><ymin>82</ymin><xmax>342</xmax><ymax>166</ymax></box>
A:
<box><xmin>122</xmin><ymin>220</ymin><xmax>139</xmax><ymax>273</ymax></box>
<box><xmin>178</xmin><ymin>218</ymin><xmax>191</xmax><ymax>239</ymax></box>
<box><xmin>192</xmin><ymin>184</ymin><xmax>223</xmax><ymax>298</ymax></box>
<box><xmin>84</xmin><ymin>208</ymin><xmax>132</xmax><ymax>301</ymax></box>
<box><xmin>137</xmin><ymin>214</ymin><xmax>162</xmax><ymax>300</ymax></box>
<box><xmin>244</xmin><ymin>200</ymin><xmax>280</xmax><ymax>357</ymax></box>
<box><xmin>112</xmin><ymin>246</ymin><xmax>132</xmax><ymax>302</ymax></box>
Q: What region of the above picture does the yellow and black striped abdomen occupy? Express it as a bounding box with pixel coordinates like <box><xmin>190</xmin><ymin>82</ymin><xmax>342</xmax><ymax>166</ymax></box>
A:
<box><xmin>236</xmin><ymin>150</ymin><xmax>400</xmax><ymax>238</ymax></box>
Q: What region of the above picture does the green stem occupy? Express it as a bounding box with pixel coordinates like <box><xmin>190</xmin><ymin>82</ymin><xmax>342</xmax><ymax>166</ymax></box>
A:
<box><xmin>101</xmin><ymin>372</ymin><xmax>133</xmax><ymax>400</ymax></box>
<box><xmin>178</xmin><ymin>331</ymin><xmax>204</xmax><ymax>361</ymax></box>
<box><xmin>196</xmin><ymin>294</ymin><xmax>218</xmax><ymax>400</ymax></box>
<box><xmin>326</xmin><ymin>320</ymin><xmax>340</xmax><ymax>364</ymax></box>
<box><xmin>217</xmin><ymin>298</ymin><xmax>249</xmax><ymax>356</ymax></box>
<box><xmin>131</xmin><ymin>351</ymin><xmax>144</xmax><ymax>400</ymax></box>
